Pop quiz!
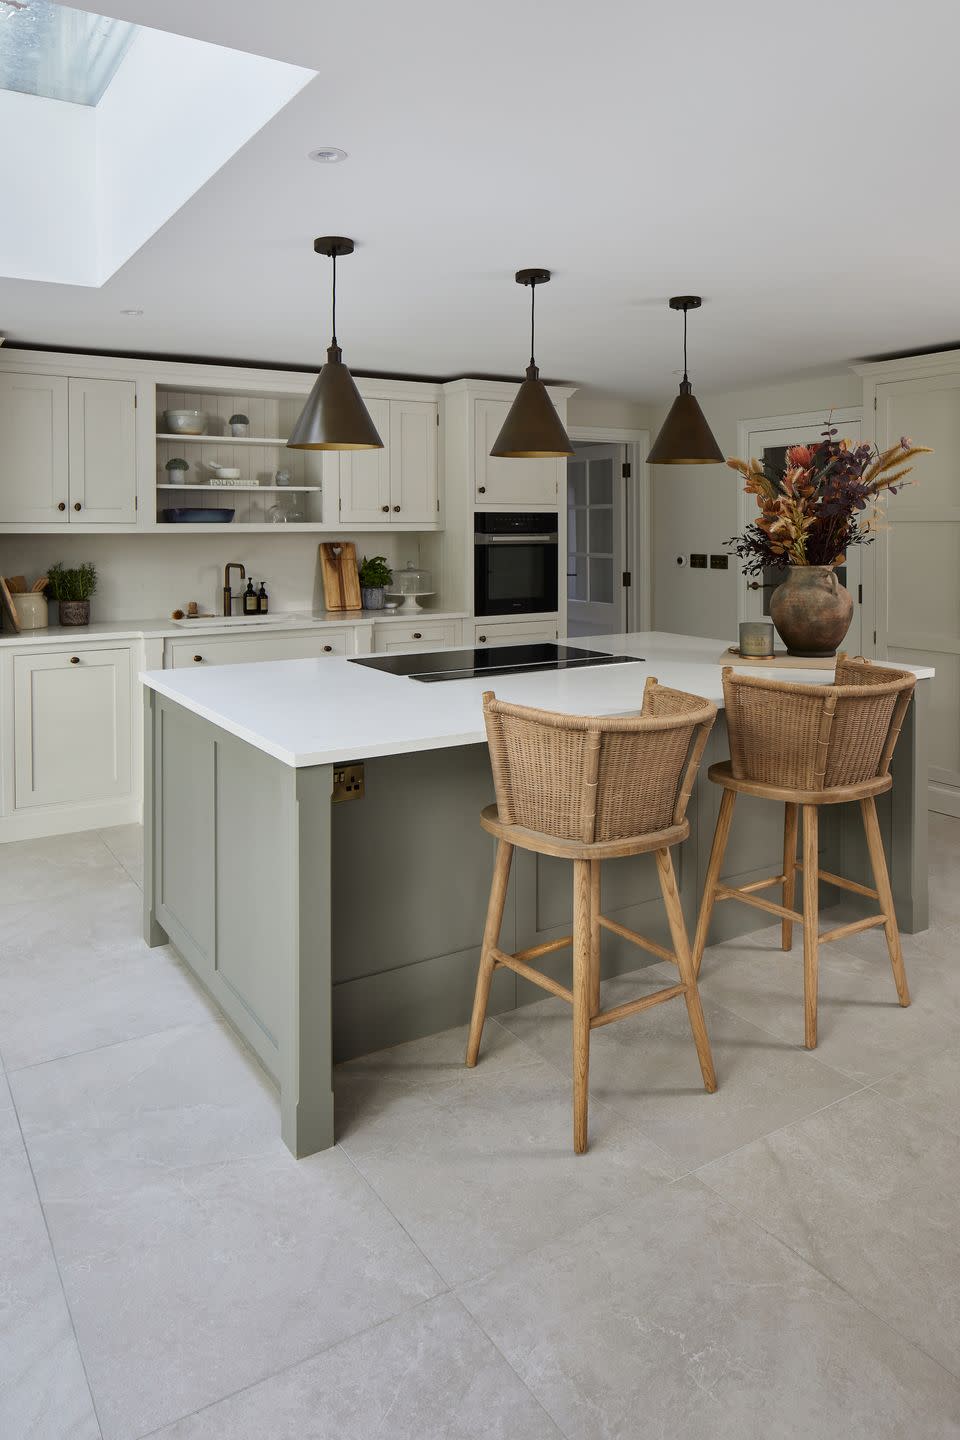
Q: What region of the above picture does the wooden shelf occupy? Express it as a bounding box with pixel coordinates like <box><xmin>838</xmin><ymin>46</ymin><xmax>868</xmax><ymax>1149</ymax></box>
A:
<box><xmin>156</xmin><ymin>434</ymin><xmax>291</xmax><ymax>446</ymax></box>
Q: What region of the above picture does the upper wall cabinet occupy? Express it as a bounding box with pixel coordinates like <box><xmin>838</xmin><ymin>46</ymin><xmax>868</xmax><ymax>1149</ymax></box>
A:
<box><xmin>0</xmin><ymin>372</ymin><xmax>137</xmax><ymax>525</ymax></box>
<box><xmin>474</xmin><ymin>398</ymin><xmax>563</xmax><ymax>507</ymax></box>
<box><xmin>338</xmin><ymin>397</ymin><xmax>439</xmax><ymax>526</ymax></box>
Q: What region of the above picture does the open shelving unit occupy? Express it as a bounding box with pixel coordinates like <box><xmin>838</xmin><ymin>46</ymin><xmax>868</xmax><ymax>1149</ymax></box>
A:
<box><xmin>156</xmin><ymin>386</ymin><xmax>327</xmax><ymax>527</ymax></box>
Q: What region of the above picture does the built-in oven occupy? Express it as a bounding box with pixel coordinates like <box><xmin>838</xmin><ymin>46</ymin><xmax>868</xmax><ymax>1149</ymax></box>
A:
<box><xmin>474</xmin><ymin>511</ymin><xmax>559</xmax><ymax>616</ymax></box>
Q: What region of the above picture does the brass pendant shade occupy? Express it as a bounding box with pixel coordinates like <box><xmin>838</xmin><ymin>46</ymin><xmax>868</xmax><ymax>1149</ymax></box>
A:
<box><xmin>647</xmin><ymin>296</ymin><xmax>723</xmax><ymax>465</ymax></box>
<box><xmin>490</xmin><ymin>269</ymin><xmax>573</xmax><ymax>459</ymax></box>
<box><xmin>287</xmin><ymin>237</ymin><xmax>384</xmax><ymax>452</ymax></box>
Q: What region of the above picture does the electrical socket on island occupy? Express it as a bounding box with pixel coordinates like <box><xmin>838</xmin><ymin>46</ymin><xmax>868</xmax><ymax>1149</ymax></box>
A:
<box><xmin>333</xmin><ymin>764</ymin><xmax>365</xmax><ymax>803</ymax></box>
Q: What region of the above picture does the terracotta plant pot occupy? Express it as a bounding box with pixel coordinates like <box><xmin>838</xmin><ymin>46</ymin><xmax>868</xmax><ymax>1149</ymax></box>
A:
<box><xmin>769</xmin><ymin>566</ymin><xmax>852</xmax><ymax>658</ymax></box>
<box><xmin>58</xmin><ymin>599</ymin><xmax>91</xmax><ymax>626</ymax></box>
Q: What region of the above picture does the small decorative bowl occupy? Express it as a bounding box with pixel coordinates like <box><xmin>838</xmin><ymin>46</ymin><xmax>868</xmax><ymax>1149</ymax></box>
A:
<box><xmin>162</xmin><ymin>508</ymin><xmax>235</xmax><ymax>524</ymax></box>
<box><xmin>163</xmin><ymin>409</ymin><xmax>207</xmax><ymax>435</ymax></box>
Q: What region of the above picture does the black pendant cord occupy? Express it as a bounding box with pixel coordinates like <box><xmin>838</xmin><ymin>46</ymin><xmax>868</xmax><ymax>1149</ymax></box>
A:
<box><xmin>529</xmin><ymin>282</ymin><xmax>537</xmax><ymax>369</ymax></box>
<box><xmin>331</xmin><ymin>251</ymin><xmax>338</xmax><ymax>347</ymax></box>
<box><xmin>682</xmin><ymin>304</ymin><xmax>689</xmax><ymax>382</ymax></box>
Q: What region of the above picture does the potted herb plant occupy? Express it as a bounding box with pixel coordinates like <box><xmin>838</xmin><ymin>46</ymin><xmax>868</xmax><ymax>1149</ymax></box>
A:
<box><xmin>47</xmin><ymin>562</ymin><xmax>97</xmax><ymax>627</ymax></box>
<box><xmin>358</xmin><ymin>555</ymin><xmax>392</xmax><ymax>611</ymax></box>
<box><xmin>726</xmin><ymin>426</ymin><xmax>931</xmax><ymax>656</ymax></box>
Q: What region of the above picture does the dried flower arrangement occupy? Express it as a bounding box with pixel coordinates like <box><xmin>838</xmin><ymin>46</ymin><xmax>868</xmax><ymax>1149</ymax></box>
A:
<box><xmin>726</xmin><ymin>423</ymin><xmax>932</xmax><ymax>574</ymax></box>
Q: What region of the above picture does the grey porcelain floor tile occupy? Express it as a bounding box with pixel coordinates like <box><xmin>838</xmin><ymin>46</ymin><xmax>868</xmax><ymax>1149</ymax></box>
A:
<box><xmin>336</xmin><ymin>1021</ymin><xmax>677</xmax><ymax>1286</ymax></box>
<box><xmin>97</xmin><ymin>824</ymin><xmax>143</xmax><ymax>888</ymax></box>
<box><xmin>12</xmin><ymin>1024</ymin><xmax>443</xmax><ymax>1440</ymax></box>
<box><xmin>0</xmin><ymin>1103</ymin><xmax>101</xmax><ymax>1440</ymax></box>
<box><xmin>458</xmin><ymin>1176</ymin><xmax>960</xmax><ymax>1440</ymax></box>
<box><xmin>0</xmin><ymin>831</ymin><xmax>127</xmax><ymax>907</ymax></box>
<box><xmin>698</xmin><ymin>1087</ymin><xmax>960</xmax><ymax>1379</ymax></box>
<box><xmin>693</xmin><ymin>924</ymin><xmax>955</xmax><ymax>1083</ymax></box>
<box><xmin>0</xmin><ymin>873</ymin><xmax>146</xmax><ymax>959</ymax></box>
<box><xmin>152</xmin><ymin>1294</ymin><xmax>562</xmax><ymax>1440</ymax></box>
<box><xmin>873</xmin><ymin>1045</ymin><xmax>960</xmax><ymax>1139</ymax></box>
<box><xmin>497</xmin><ymin>968</ymin><xmax>858</xmax><ymax>1170</ymax></box>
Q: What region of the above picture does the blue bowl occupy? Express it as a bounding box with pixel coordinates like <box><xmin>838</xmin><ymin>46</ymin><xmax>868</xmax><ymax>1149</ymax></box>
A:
<box><xmin>162</xmin><ymin>508</ymin><xmax>235</xmax><ymax>524</ymax></box>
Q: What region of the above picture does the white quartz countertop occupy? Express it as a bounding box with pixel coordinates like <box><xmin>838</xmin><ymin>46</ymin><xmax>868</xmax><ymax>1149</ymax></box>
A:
<box><xmin>0</xmin><ymin>610</ymin><xmax>469</xmax><ymax>647</ymax></box>
<box><xmin>140</xmin><ymin>631</ymin><xmax>935</xmax><ymax>770</ymax></box>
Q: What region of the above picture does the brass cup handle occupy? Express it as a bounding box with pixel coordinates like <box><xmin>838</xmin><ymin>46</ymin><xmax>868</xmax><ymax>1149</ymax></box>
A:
<box><xmin>747</xmin><ymin>581</ymin><xmax>761</xmax><ymax>590</ymax></box>
<box><xmin>70</xmin><ymin>656</ymin><xmax>80</xmax><ymax>664</ymax></box>
<box><xmin>58</xmin><ymin>502</ymin><xmax>66</xmax><ymax>511</ymax></box>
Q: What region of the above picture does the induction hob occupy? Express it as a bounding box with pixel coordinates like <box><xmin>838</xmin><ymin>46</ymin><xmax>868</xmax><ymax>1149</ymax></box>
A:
<box><xmin>349</xmin><ymin>642</ymin><xmax>640</xmax><ymax>683</ymax></box>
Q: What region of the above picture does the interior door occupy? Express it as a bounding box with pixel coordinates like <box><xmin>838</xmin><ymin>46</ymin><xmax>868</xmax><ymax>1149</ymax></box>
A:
<box><xmin>68</xmin><ymin>378</ymin><xmax>137</xmax><ymax>523</ymax></box>
<box><xmin>0</xmin><ymin>372</ymin><xmax>69</xmax><ymax>523</ymax></box>
<box><xmin>874</xmin><ymin>375</ymin><xmax>960</xmax><ymax>815</ymax></box>
<box><xmin>566</xmin><ymin>443</ymin><xmax>625</xmax><ymax>637</ymax></box>
<box><xmin>739</xmin><ymin>419</ymin><xmax>863</xmax><ymax>654</ymax></box>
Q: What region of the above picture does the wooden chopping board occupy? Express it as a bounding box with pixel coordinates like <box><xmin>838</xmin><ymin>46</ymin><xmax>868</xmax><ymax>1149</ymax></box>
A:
<box><xmin>319</xmin><ymin>542</ymin><xmax>362</xmax><ymax>612</ymax></box>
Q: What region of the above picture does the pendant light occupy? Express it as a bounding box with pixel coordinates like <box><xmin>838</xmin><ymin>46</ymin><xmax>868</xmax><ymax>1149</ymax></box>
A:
<box><xmin>287</xmin><ymin>237</ymin><xmax>383</xmax><ymax>451</ymax></box>
<box><xmin>647</xmin><ymin>296</ymin><xmax>723</xmax><ymax>465</ymax></box>
<box><xmin>490</xmin><ymin>268</ymin><xmax>573</xmax><ymax>458</ymax></box>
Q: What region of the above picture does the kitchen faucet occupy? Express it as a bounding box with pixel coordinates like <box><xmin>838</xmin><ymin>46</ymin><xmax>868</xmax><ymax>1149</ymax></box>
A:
<box><xmin>223</xmin><ymin>562</ymin><xmax>246</xmax><ymax>616</ymax></box>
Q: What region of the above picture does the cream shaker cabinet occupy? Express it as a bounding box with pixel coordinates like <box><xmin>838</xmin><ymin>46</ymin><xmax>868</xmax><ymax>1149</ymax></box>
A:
<box><xmin>165</xmin><ymin>629</ymin><xmax>354</xmax><ymax>668</ymax></box>
<box><xmin>338</xmin><ymin>398</ymin><xmax>439</xmax><ymax>525</ymax></box>
<box><xmin>0</xmin><ymin>372</ymin><xmax>137</xmax><ymax>525</ymax></box>
<box><xmin>13</xmin><ymin>647</ymin><xmax>133</xmax><ymax>809</ymax></box>
<box><xmin>473</xmin><ymin>398</ymin><xmax>562</xmax><ymax>506</ymax></box>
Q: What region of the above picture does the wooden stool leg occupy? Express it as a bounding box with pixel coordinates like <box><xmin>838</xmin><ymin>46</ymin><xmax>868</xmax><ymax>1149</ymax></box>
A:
<box><xmin>860</xmin><ymin>797</ymin><xmax>911</xmax><ymax>1008</ymax></box>
<box><xmin>466</xmin><ymin>839</ymin><xmax>513</xmax><ymax>1067</ymax></box>
<box><xmin>802</xmin><ymin>805</ymin><xmax>820</xmax><ymax>1049</ymax></box>
<box><xmin>693</xmin><ymin>788</ymin><xmax>737</xmax><ymax>976</ymax></box>
<box><xmin>782</xmin><ymin>802</ymin><xmax>799</xmax><ymax>952</ymax></box>
<box><xmin>572</xmin><ymin>858</ymin><xmax>592</xmax><ymax>1154</ymax></box>
<box><xmin>656</xmin><ymin>848</ymin><xmax>717</xmax><ymax>1093</ymax></box>
<box><xmin>589</xmin><ymin>859</ymin><xmax>602</xmax><ymax>1017</ymax></box>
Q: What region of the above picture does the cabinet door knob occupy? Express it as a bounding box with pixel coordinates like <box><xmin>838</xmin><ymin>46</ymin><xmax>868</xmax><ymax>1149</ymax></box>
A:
<box><xmin>73</xmin><ymin>502</ymin><xmax>82</xmax><ymax>511</ymax></box>
<box><xmin>747</xmin><ymin>581</ymin><xmax>761</xmax><ymax>591</ymax></box>
<box><xmin>412</xmin><ymin>632</ymin><xmax>422</xmax><ymax>639</ymax></box>
<box><xmin>323</xmin><ymin>644</ymin><xmax>333</xmax><ymax>652</ymax></box>
<box><xmin>393</xmin><ymin>505</ymin><xmax>401</xmax><ymax>512</ymax></box>
<box><xmin>193</xmin><ymin>655</ymin><xmax>203</xmax><ymax>663</ymax></box>
<box><xmin>478</xmin><ymin>486</ymin><xmax>486</xmax><ymax>495</ymax></box>
<box><xmin>70</xmin><ymin>656</ymin><xmax>80</xmax><ymax>664</ymax></box>
<box><xmin>478</xmin><ymin>635</ymin><xmax>487</xmax><ymax>643</ymax></box>
<box><xmin>381</xmin><ymin>505</ymin><xmax>390</xmax><ymax>513</ymax></box>
<box><xmin>58</xmin><ymin>502</ymin><xmax>66</xmax><ymax>511</ymax></box>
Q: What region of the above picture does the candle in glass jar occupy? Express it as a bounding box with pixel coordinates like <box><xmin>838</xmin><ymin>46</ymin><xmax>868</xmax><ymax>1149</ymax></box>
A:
<box><xmin>738</xmin><ymin>621</ymin><xmax>775</xmax><ymax>657</ymax></box>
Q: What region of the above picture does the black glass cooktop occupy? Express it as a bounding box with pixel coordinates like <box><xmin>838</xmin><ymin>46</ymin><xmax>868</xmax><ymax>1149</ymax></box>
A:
<box><xmin>349</xmin><ymin>642</ymin><xmax>640</xmax><ymax>683</ymax></box>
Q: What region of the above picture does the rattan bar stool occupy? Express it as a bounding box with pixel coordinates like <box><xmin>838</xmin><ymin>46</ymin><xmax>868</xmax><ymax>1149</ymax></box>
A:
<box><xmin>466</xmin><ymin>677</ymin><xmax>719</xmax><ymax>1154</ymax></box>
<box><xmin>692</xmin><ymin>655</ymin><xmax>916</xmax><ymax>1049</ymax></box>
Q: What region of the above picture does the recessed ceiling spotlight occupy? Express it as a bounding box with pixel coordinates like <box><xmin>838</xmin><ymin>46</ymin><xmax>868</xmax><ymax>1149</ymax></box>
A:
<box><xmin>120</xmin><ymin>308</ymin><xmax>143</xmax><ymax>316</ymax></box>
<box><xmin>308</xmin><ymin>147</ymin><xmax>348</xmax><ymax>164</ymax></box>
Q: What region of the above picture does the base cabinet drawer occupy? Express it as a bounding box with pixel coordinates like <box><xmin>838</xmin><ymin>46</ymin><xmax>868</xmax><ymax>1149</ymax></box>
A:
<box><xmin>372</xmin><ymin>620</ymin><xmax>461</xmax><ymax>652</ymax></box>
<box><xmin>166</xmin><ymin>630</ymin><xmax>352</xmax><ymax>668</ymax></box>
<box><xmin>473</xmin><ymin>619</ymin><xmax>559</xmax><ymax>647</ymax></box>
<box><xmin>14</xmin><ymin>647</ymin><xmax>132</xmax><ymax>809</ymax></box>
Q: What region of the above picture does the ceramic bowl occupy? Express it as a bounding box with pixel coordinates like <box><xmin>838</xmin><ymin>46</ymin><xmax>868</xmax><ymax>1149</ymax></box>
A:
<box><xmin>163</xmin><ymin>409</ymin><xmax>208</xmax><ymax>435</ymax></box>
<box><xmin>162</xmin><ymin>508</ymin><xmax>235</xmax><ymax>524</ymax></box>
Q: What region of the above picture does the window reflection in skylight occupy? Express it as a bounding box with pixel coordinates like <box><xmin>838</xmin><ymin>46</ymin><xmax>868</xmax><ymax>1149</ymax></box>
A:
<box><xmin>0</xmin><ymin>0</ymin><xmax>137</xmax><ymax>106</ymax></box>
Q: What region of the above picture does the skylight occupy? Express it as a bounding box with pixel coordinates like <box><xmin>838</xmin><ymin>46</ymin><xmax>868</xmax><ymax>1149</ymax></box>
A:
<box><xmin>0</xmin><ymin>0</ymin><xmax>137</xmax><ymax>107</ymax></box>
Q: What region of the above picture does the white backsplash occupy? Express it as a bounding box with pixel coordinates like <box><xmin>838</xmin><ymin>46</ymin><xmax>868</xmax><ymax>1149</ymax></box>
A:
<box><xmin>0</xmin><ymin>532</ymin><xmax>432</xmax><ymax>621</ymax></box>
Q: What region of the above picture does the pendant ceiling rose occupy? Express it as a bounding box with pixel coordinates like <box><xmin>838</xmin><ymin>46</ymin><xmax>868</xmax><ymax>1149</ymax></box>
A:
<box><xmin>287</xmin><ymin>235</ymin><xmax>384</xmax><ymax>452</ymax></box>
<box><xmin>647</xmin><ymin>294</ymin><xmax>724</xmax><ymax>466</ymax></box>
<box><xmin>490</xmin><ymin>268</ymin><xmax>573</xmax><ymax>460</ymax></box>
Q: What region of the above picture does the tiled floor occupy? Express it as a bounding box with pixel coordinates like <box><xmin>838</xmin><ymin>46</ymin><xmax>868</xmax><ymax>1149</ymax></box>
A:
<box><xmin>2</xmin><ymin>816</ymin><xmax>960</xmax><ymax>1439</ymax></box>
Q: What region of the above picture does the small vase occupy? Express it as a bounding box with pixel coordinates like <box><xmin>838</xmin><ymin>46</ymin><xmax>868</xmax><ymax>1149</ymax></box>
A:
<box><xmin>59</xmin><ymin>599</ymin><xmax>90</xmax><ymax>626</ymax></box>
<box><xmin>361</xmin><ymin>586</ymin><xmax>385</xmax><ymax>611</ymax></box>
<box><xmin>769</xmin><ymin>566</ymin><xmax>852</xmax><ymax>657</ymax></box>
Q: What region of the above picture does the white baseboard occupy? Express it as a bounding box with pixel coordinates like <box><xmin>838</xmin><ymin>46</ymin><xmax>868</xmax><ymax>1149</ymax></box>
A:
<box><xmin>0</xmin><ymin>796</ymin><xmax>140</xmax><ymax>842</ymax></box>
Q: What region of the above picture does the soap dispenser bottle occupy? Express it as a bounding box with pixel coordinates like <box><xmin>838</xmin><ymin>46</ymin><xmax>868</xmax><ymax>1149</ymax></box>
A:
<box><xmin>243</xmin><ymin>580</ymin><xmax>258</xmax><ymax>616</ymax></box>
<box><xmin>258</xmin><ymin>581</ymin><xmax>268</xmax><ymax>614</ymax></box>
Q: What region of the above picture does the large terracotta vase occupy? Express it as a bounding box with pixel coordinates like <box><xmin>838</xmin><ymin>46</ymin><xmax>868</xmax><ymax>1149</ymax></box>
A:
<box><xmin>769</xmin><ymin>566</ymin><xmax>853</xmax><ymax>658</ymax></box>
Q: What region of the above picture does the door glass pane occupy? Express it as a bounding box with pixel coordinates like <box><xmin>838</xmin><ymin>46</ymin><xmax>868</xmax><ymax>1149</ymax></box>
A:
<box><xmin>568</xmin><ymin>463</ymin><xmax>587</xmax><ymax>508</ymax></box>
<box><xmin>589</xmin><ymin>460</ymin><xmax>613</xmax><ymax>505</ymax></box>
<box><xmin>568</xmin><ymin>554</ymin><xmax>587</xmax><ymax>601</ymax></box>
<box><xmin>589</xmin><ymin>558</ymin><xmax>613</xmax><ymax>605</ymax></box>
<box><xmin>589</xmin><ymin>507</ymin><xmax>613</xmax><ymax>554</ymax></box>
<box><xmin>567</xmin><ymin>506</ymin><xmax>585</xmax><ymax>554</ymax></box>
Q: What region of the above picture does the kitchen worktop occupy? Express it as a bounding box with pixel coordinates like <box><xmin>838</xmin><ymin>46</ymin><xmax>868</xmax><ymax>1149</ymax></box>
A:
<box><xmin>140</xmin><ymin>631</ymin><xmax>935</xmax><ymax>770</ymax></box>
<box><xmin>0</xmin><ymin>609</ymin><xmax>469</xmax><ymax>647</ymax></box>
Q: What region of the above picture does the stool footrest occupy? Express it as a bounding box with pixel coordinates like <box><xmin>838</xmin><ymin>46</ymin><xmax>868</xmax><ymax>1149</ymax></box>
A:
<box><xmin>491</xmin><ymin>947</ymin><xmax>574</xmax><ymax>1003</ymax></box>
<box><xmin>715</xmin><ymin>884</ymin><xmax>802</xmax><ymax>924</ymax></box>
<box><xmin>590</xmin><ymin>984</ymin><xmax>688</xmax><ymax>1029</ymax></box>
<box><xmin>598</xmin><ymin>913</ymin><xmax>678</xmax><ymax>966</ymax></box>
<box><xmin>819</xmin><ymin>913</ymin><xmax>887</xmax><ymax>945</ymax></box>
<box><xmin>796</xmin><ymin>863</ymin><xmax>879</xmax><ymax>901</ymax></box>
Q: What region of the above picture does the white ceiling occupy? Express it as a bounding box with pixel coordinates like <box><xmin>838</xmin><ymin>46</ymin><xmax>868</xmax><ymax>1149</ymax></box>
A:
<box><xmin>2</xmin><ymin>0</ymin><xmax>957</xmax><ymax>400</ymax></box>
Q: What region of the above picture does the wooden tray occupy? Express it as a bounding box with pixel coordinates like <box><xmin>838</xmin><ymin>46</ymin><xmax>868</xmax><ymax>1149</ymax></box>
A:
<box><xmin>720</xmin><ymin>646</ymin><xmax>837</xmax><ymax>669</ymax></box>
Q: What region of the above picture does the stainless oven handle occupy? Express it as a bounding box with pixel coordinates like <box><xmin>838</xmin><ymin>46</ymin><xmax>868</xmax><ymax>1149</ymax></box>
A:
<box><xmin>474</xmin><ymin>534</ymin><xmax>558</xmax><ymax>546</ymax></box>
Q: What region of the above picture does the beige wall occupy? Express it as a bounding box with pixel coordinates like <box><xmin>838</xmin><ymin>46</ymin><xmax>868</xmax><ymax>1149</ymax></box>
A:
<box><xmin>648</xmin><ymin>370</ymin><xmax>862</xmax><ymax>639</ymax></box>
<box><xmin>567</xmin><ymin>388</ymin><xmax>652</xmax><ymax>432</ymax></box>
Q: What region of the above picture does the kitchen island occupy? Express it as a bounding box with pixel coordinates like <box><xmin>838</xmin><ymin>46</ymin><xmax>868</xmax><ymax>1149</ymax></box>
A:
<box><xmin>141</xmin><ymin>633</ymin><xmax>932</xmax><ymax>1157</ymax></box>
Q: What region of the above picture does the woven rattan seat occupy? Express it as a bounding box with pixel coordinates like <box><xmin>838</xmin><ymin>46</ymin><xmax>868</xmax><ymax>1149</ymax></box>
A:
<box><xmin>693</xmin><ymin>655</ymin><xmax>916</xmax><ymax>1049</ymax></box>
<box><xmin>466</xmin><ymin>677</ymin><xmax>719</xmax><ymax>1154</ymax></box>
